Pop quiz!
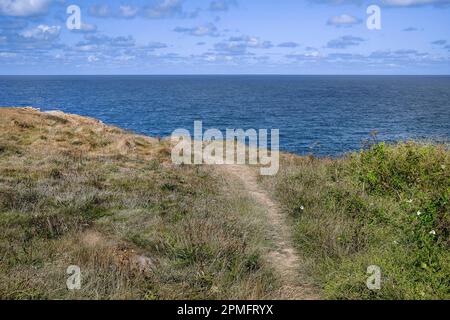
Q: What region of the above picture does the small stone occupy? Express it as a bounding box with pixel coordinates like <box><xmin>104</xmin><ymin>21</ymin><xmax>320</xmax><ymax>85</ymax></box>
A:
<box><xmin>133</xmin><ymin>255</ymin><xmax>155</xmax><ymax>272</ymax></box>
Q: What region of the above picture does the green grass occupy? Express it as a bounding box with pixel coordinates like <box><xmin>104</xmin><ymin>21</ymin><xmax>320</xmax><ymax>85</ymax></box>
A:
<box><xmin>262</xmin><ymin>141</ymin><xmax>449</xmax><ymax>299</ymax></box>
<box><xmin>2</xmin><ymin>108</ymin><xmax>448</xmax><ymax>300</ymax></box>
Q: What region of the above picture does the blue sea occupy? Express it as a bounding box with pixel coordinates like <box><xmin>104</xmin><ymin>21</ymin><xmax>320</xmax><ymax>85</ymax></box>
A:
<box><xmin>0</xmin><ymin>75</ymin><xmax>449</xmax><ymax>156</ymax></box>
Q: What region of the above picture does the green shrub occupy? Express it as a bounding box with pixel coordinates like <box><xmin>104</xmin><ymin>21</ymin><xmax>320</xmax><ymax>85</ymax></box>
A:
<box><xmin>265</xmin><ymin>142</ymin><xmax>449</xmax><ymax>299</ymax></box>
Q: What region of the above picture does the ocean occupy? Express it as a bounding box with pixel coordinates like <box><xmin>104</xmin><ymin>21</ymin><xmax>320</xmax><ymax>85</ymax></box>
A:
<box><xmin>0</xmin><ymin>75</ymin><xmax>449</xmax><ymax>156</ymax></box>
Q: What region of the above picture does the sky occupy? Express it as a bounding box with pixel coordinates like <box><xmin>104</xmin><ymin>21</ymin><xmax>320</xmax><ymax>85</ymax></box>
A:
<box><xmin>0</xmin><ymin>0</ymin><xmax>449</xmax><ymax>74</ymax></box>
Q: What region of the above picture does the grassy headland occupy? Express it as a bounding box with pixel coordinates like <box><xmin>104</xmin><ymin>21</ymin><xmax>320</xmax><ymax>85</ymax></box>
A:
<box><xmin>0</xmin><ymin>107</ymin><xmax>274</xmax><ymax>299</ymax></box>
<box><xmin>0</xmin><ymin>107</ymin><xmax>448</xmax><ymax>300</ymax></box>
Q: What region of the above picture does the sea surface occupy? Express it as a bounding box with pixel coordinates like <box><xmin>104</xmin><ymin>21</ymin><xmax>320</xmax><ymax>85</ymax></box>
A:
<box><xmin>0</xmin><ymin>75</ymin><xmax>449</xmax><ymax>156</ymax></box>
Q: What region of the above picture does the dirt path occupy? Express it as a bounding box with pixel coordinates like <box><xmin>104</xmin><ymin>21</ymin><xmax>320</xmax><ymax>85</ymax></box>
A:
<box><xmin>215</xmin><ymin>163</ymin><xmax>320</xmax><ymax>300</ymax></box>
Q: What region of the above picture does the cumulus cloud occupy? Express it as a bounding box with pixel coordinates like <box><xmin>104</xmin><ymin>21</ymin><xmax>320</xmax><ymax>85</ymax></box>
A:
<box><xmin>144</xmin><ymin>0</ymin><xmax>185</xmax><ymax>19</ymax></box>
<box><xmin>326</xmin><ymin>35</ymin><xmax>364</xmax><ymax>49</ymax></box>
<box><xmin>327</xmin><ymin>52</ymin><xmax>364</xmax><ymax>60</ymax></box>
<box><xmin>308</xmin><ymin>0</ymin><xmax>365</xmax><ymax>5</ymax></box>
<box><xmin>327</xmin><ymin>14</ymin><xmax>361</xmax><ymax>27</ymax></box>
<box><xmin>431</xmin><ymin>40</ymin><xmax>449</xmax><ymax>51</ymax></box>
<box><xmin>119</xmin><ymin>5</ymin><xmax>139</xmax><ymax>18</ymax></box>
<box><xmin>21</xmin><ymin>24</ymin><xmax>60</xmax><ymax>41</ymax></box>
<box><xmin>144</xmin><ymin>42</ymin><xmax>168</xmax><ymax>50</ymax></box>
<box><xmin>311</xmin><ymin>0</ymin><xmax>449</xmax><ymax>5</ymax></box>
<box><xmin>81</xmin><ymin>34</ymin><xmax>136</xmax><ymax>48</ymax></box>
<box><xmin>88</xmin><ymin>0</ymin><xmax>198</xmax><ymax>20</ymax></box>
<box><xmin>0</xmin><ymin>0</ymin><xmax>52</xmax><ymax>17</ymax></box>
<box><xmin>382</xmin><ymin>0</ymin><xmax>450</xmax><ymax>6</ymax></box>
<box><xmin>368</xmin><ymin>49</ymin><xmax>430</xmax><ymax>60</ymax></box>
<box><xmin>70</xmin><ymin>33</ymin><xmax>168</xmax><ymax>64</ymax></box>
<box><xmin>174</xmin><ymin>23</ymin><xmax>220</xmax><ymax>37</ymax></box>
<box><xmin>89</xmin><ymin>4</ymin><xmax>112</xmax><ymax>18</ymax></box>
<box><xmin>88</xmin><ymin>55</ymin><xmax>99</xmax><ymax>62</ymax></box>
<box><xmin>0</xmin><ymin>51</ymin><xmax>16</xmax><ymax>57</ymax></box>
<box><xmin>403</xmin><ymin>27</ymin><xmax>418</xmax><ymax>31</ymax></box>
<box><xmin>286</xmin><ymin>51</ymin><xmax>321</xmax><ymax>61</ymax></box>
<box><xmin>0</xmin><ymin>23</ymin><xmax>63</xmax><ymax>52</ymax></box>
<box><xmin>0</xmin><ymin>18</ymin><xmax>28</xmax><ymax>30</ymax></box>
<box><xmin>230</xmin><ymin>35</ymin><xmax>273</xmax><ymax>49</ymax></box>
<box><xmin>284</xmin><ymin>48</ymin><xmax>446</xmax><ymax>70</ymax></box>
<box><xmin>70</xmin><ymin>23</ymin><xmax>98</xmax><ymax>34</ymax></box>
<box><xmin>89</xmin><ymin>4</ymin><xmax>138</xmax><ymax>18</ymax></box>
<box><xmin>431</xmin><ymin>39</ymin><xmax>447</xmax><ymax>45</ymax></box>
<box><xmin>209</xmin><ymin>0</ymin><xmax>237</xmax><ymax>11</ymax></box>
<box><xmin>215</xmin><ymin>35</ymin><xmax>273</xmax><ymax>55</ymax></box>
<box><xmin>278</xmin><ymin>42</ymin><xmax>300</xmax><ymax>48</ymax></box>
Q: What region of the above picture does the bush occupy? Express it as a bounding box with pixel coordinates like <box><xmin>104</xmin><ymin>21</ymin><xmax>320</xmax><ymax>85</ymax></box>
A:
<box><xmin>264</xmin><ymin>142</ymin><xmax>450</xmax><ymax>299</ymax></box>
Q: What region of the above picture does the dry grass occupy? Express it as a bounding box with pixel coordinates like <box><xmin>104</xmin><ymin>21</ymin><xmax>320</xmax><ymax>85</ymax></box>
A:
<box><xmin>0</xmin><ymin>107</ymin><xmax>276</xmax><ymax>300</ymax></box>
<box><xmin>4</xmin><ymin>107</ymin><xmax>445</xmax><ymax>300</ymax></box>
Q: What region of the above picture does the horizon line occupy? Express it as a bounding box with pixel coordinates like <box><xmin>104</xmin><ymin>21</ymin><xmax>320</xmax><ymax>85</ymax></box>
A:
<box><xmin>1</xmin><ymin>74</ymin><xmax>450</xmax><ymax>77</ymax></box>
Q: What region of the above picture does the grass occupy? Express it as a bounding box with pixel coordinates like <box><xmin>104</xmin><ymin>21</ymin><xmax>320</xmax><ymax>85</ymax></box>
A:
<box><xmin>261</xmin><ymin>141</ymin><xmax>449</xmax><ymax>299</ymax></box>
<box><xmin>1</xmin><ymin>107</ymin><xmax>448</xmax><ymax>300</ymax></box>
<box><xmin>0</xmin><ymin>108</ymin><xmax>275</xmax><ymax>300</ymax></box>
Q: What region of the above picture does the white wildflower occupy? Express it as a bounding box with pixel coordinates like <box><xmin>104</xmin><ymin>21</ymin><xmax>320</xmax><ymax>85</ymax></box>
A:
<box><xmin>300</xmin><ymin>205</ymin><xmax>305</xmax><ymax>211</ymax></box>
<box><xmin>429</xmin><ymin>230</ymin><xmax>436</xmax><ymax>235</ymax></box>
<box><xmin>416</xmin><ymin>211</ymin><xmax>422</xmax><ymax>216</ymax></box>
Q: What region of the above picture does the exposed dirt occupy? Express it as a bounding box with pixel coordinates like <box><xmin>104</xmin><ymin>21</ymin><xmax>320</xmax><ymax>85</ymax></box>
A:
<box><xmin>214</xmin><ymin>163</ymin><xmax>320</xmax><ymax>300</ymax></box>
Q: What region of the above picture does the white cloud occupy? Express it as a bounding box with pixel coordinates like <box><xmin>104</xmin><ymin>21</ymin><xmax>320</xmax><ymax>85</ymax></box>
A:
<box><xmin>119</xmin><ymin>5</ymin><xmax>138</xmax><ymax>18</ymax></box>
<box><xmin>80</xmin><ymin>23</ymin><xmax>97</xmax><ymax>33</ymax></box>
<box><xmin>88</xmin><ymin>55</ymin><xmax>99</xmax><ymax>62</ymax></box>
<box><xmin>174</xmin><ymin>23</ymin><xmax>220</xmax><ymax>37</ymax></box>
<box><xmin>286</xmin><ymin>52</ymin><xmax>321</xmax><ymax>63</ymax></box>
<box><xmin>89</xmin><ymin>4</ymin><xmax>111</xmax><ymax>18</ymax></box>
<box><xmin>0</xmin><ymin>51</ymin><xmax>16</xmax><ymax>57</ymax></box>
<box><xmin>75</xmin><ymin>44</ymin><xmax>98</xmax><ymax>52</ymax></box>
<box><xmin>215</xmin><ymin>35</ymin><xmax>273</xmax><ymax>55</ymax></box>
<box><xmin>70</xmin><ymin>23</ymin><xmax>98</xmax><ymax>34</ymax></box>
<box><xmin>21</xmin><ymin>24</ymin><xmax>60</xmax><ymax>41</ymax></box>
<box><xmin>278</xmin><ymin>42</ymin><xmax>300</xmax><ymax>48</ymax></box>
<box><xmin>88</xmin><ymin>1</ymin><xmax>198</xmax><ymax>20</ymax></box>
<box><xmin>0</xmin><ymin>0</ymin><xmax>52</xmax><ymax>17</ymax></box>
<box><xmin>115</xmin><ymin>55</ymin><xmax>136</xmax><ymax>62</ymax></box>
<box><xmin>235</xmin><ymin>35</ymin><xmax>273</xmax><ymax>49</ymax></box>
<box><xmin>89</xmin><ymin>4</ymin><xmax>139</xmax><ymax>19</ymax></box>
<box><xmin>327</xmin><ymin>14</ymin><xmax>361</xmax><ymax>26</ymax></box>
<box><xmin>209</xmin><ymin>0</ymin><xmax>237</xmax><ymax>11</ymax></box>
<box><xmin>382</xmin><ymin>0</ymin><xmax>450</xmax><ymax>6</ymax></box>
<box><xmin>311</xmin><ymin>0</ymin><xmax>450</xmax><ymax>6</ymax></box>
<box><xmin>326</xmin><ymin>35</ymin><xmax>365</xmax><ymax>49</ymax></box>
<box><xmin>308</xmin><ymin>0</ymin><xmax>365</xmax><ymax>4</ymax></box>
<box><xmin>144</xmin><ymin>0</ymin><xmax>183</xmax><ymax>19</ymax></box>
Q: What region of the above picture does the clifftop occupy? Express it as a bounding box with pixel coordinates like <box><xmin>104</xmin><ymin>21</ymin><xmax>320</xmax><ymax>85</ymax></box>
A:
<box><xmin>0</xmin><ymin>107</ymin><xmax>448</xmax><ymax>300</ymax></box>
<box><xmin>0</xmin><ymin>107</ymin><xmax>274</xmax><ymax>299</ymax></box>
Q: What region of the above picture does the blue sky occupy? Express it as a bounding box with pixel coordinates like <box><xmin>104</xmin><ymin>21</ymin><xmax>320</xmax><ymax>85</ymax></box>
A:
<box><xmin>0</xmin><ymin>0</ymin><xmax>449</xmax><ymax>74</ymax></box>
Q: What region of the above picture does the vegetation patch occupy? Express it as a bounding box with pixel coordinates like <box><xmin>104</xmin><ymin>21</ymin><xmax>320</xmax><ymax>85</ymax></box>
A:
<box><xmin>0</xmin><ymin>108</ymin><xmax>274</xmax><ymax>300</ymax></box>
<box><xmin>263</xmin><ymin>141</ymin><xmax>449</xmax><ymax>299</ymax></box>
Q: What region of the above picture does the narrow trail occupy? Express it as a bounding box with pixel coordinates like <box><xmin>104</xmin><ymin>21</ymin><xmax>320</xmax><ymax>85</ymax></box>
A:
<box><xmin>215</xmin><ymin>163</ymin><xmax>320</xmax><ymax>300</ymax></box>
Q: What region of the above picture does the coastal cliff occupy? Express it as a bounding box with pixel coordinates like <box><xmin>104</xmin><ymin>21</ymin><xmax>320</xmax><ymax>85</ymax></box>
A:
<box><xmin>0</xmin><ymin>107</ymin><xmax>448</xmax><ymax>300</ymax></box>
<box><xmin>0</xmin><ymin>107</ymin><xmax>273</xmax><ymax>299</ymax></box>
